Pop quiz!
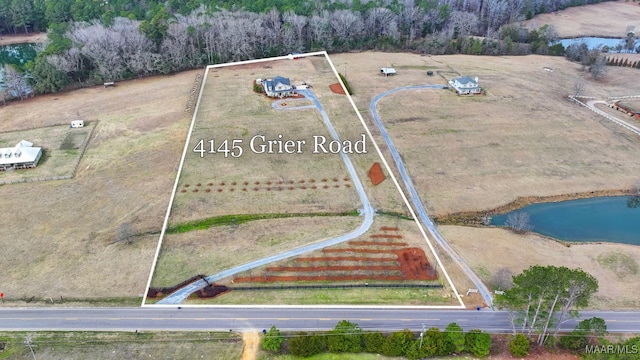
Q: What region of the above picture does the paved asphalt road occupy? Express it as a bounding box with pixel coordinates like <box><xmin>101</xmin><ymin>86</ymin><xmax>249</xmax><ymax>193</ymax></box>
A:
<box><xmin>1</xmin><ymin>308</ymin><xmax>639</xmax><ymax>333</ymax></box>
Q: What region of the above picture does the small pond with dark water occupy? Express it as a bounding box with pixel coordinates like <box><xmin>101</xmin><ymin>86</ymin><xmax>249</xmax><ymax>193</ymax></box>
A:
<box><xmin>490</xmin><ymin>196</ymin><xmax>640</xmax><ymax>245</ymax></box>
<box><xmin>0</xmin><ymin>42</ymin><xmax>38</xmax><ymax>92</ymax></box>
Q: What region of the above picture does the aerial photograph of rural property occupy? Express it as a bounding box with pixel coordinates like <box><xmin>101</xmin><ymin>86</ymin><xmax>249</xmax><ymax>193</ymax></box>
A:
<box><xmin>1</xmin><ymin>0</ymin><xmax>640</xmax><ymax>359</ymax></box>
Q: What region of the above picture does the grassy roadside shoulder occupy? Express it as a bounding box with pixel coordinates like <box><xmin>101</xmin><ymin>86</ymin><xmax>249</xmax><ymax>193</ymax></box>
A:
<box><xmin>0</xmin><ymin>331</ymin><xmax>242</xmax><ymax>360</ymax></box>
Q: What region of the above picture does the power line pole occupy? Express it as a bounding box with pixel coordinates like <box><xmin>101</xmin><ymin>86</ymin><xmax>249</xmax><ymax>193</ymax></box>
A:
<box><xmin>419</xmin><ymin>323</ymin><xmax>427</xmax><ymax>348</ymax></box>
<box><xmin>24</xmin><ymin>335</ymin><xmax>36</xmax><ymax>360</ymax></box>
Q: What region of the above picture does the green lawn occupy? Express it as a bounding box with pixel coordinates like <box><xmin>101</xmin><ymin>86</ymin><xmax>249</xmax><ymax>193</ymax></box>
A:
<box><xmin>0</xmin><ymin>331</ymin><xmax>242</xmax><ymax>360</ymax></box>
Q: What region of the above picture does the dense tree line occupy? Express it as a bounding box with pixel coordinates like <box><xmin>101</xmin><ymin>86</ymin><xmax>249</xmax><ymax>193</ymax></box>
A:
<box><xmin>0</xmin><ymin>0</ymin><xmax>618</xmax><ymax>36</ymax></box>
<box><xmin>0</xmin><ymin>0</ymin><xmax>620</xmax><ymax>99</ymax></box>
<box><xmin>262</xmin><ymin>320</ymin><xmax>492</xmax><ymax>359</ymax></box>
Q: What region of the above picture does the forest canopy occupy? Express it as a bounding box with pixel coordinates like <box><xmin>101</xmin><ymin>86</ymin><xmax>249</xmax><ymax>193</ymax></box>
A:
<box><xmin>0</xmin><ymin>0</ymin><xmax>617</xmax><ymax>97</ymax></box>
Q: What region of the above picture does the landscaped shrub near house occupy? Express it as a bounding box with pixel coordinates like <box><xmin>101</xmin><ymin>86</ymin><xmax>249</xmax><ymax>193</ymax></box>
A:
<box><xmin>253</xmin><ymin>80</ymin><xmax>263</xmax><ymax>93</ymax></box>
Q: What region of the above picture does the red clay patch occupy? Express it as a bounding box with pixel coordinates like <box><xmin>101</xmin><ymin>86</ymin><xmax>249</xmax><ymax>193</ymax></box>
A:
<box><xmin>348</xmin><ymin>241</ymin><xmax>407</xmax><ymax>247</ymax></box>
<box><xmin>295</xmin><ymin>256</ymin><xmax>396</xmax><ymax>262</ymax></box>
<box><xmin>371</xmin><ymin>234</ymin><xmax>402</xmax><ymax>239</ymax></box>
<box><xmin>329</xmin><ymin>83</ymin><xmax>346</xmax><ymax>95</ymax></box>
<box><xmin>233</xmin><ymin>247</ymin><xmax>436</xmax><ymax>283</ymax></box>
<box><xmin>368</xmin><ymin>162</ymin><xmax>385</xmax><ymax>185</ymax></box>
<box><xmin>380</xmin><ymin>226</ymin><xmax>399</xmax><ymax>231</ymax></box>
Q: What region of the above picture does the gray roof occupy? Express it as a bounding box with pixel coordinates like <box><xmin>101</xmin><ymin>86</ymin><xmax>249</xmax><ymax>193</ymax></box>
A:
<box><xmin>453</xmin><ymin>76</ymin><xmax>478</xmax><ymax>85</ymax></box>
<box><xmin>264</xmin><ymin>76</ymin><xmax>292</xmax><ymax>93</ymax></box>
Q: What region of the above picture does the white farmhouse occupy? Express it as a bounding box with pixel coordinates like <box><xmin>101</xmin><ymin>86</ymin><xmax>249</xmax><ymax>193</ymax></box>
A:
<box><xmin>262</xmin><ymin>76</ymin><xmax>296</xmax><ymax>98</ymax></box>
<box><xmin>448</xmin><ymin>76</ymin><xmax>482</xmax><ymax>95</ymax></box>
<box><xmin>0</xmin><ymin>140</ymin><xmax>43</xmax><ymax>171</ymax></box>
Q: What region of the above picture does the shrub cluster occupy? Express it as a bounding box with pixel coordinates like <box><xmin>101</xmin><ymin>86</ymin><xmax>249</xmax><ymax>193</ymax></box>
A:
<box><xmin>338</xmin><ymin>73</ymin><xmax>353</xmax><ymax>95</ymax></box>
<box><xmin>606</xmin><ymin>57</ymin><xmax>640</xmax><ymax>69</ymax></box>
<box><xmin>262</xmin><ymin>321</ymin><xmax>492</xmax><ymax>358</ymax></box>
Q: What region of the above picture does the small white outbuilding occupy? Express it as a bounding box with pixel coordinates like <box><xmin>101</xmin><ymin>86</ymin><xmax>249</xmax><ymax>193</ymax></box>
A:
<box><xmin>70</xmin><ymin>120</ymin><xmax>84</xmax><ymax>128</ymax></box>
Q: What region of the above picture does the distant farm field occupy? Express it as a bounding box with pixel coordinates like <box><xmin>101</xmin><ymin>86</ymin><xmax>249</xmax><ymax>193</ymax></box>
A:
<box><xmin>331</xmin><ymin>51</ymin><xmax>640</xmax><ymax>309</ymax></box>
<box><xmin>0</xmin><ymin>123</ymin><xmax>94</xmax><ymax>183</ymax></box>
<box><xmin>331</xmin><ymin>52</ymin><xmax>640</xmax><ymax>216</ymax></box>
<box><xmin>522</xmin><ymin>0</ymin><xmax>640</xmax><ymax>38</ymax></box>
<box><xmin>0</xmin><ymin>70</ymin><xmax>199</xmax><ymax>301</ymax></box>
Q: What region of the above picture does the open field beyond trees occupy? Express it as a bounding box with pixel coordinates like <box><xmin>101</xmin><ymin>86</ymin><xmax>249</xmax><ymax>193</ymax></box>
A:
<box><xmin>522</xmin><ymin>0</ymin><xmax>640</xmax><ymax>38</ymax></box>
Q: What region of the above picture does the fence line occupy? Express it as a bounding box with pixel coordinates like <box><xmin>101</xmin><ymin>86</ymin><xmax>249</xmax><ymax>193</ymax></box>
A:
<box><xmin>607</xmin><ymin>95</ymin><xmax>640</xmax><ymax>100</ymax></box>
<box><xmin>568</xmin><ymin>96</ymin><xmax>640</xmax><ymax>137</ymax></box>
<box><xmin>71</xmin><ymin>120</ymin><xmax>99</xmax><ymax>177</ymax></box>
<box><xmin>0</xmin><ymin>121</ymin><xmax>99</xmax><ymax>185</ymax></box>
<box><xmin>230</xmin><ymin>283</ymin><xmax>444</xmax><ymax>291</ymax></box>
<box><xmin>0</xmin><ymin>122</ymin><xmax>69</xmax><ymax>135</ymax></box>
<box><xmin>184</xmin><ymin>73</ymin><xmax>203</xmax><ymax>113</ymax></box>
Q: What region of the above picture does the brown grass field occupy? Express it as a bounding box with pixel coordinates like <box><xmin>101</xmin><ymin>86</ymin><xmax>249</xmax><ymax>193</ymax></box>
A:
<box><xmin>3</xmin><ymin>44</ymin><xmax>640</xmax><ymax>308</ymax></box>
<box><xmin>522</xmin><ymin>0</ymin><xmax>640</xmax><ymax>38</ymax></box>
<box><xmin>150</xmin><ymin>55</ymin><xmax>450</xmax><ymax>305</ymax></box>
<box><xmin>178</xmin><ymin>216</ymin><xmax>470</xmax><ymax>306</ymax></box>
<box><xmin>0</xmin><ymin>70</ymin><xmax>199</xmax><ymax>302</ymax></box>
<box><xmin>0</xmin><ymin>32</ymin><xmax>46</xmax><ymax>46</ymax></box>
<box><xmin>330</xmin><ymin>51</ymin><xmax>640</xmax><ymax>309</ymax></box>
<box><xmin>169</xmin><ymin>56</ymin><xmax>406</xmax><ymax>225</ymax></box>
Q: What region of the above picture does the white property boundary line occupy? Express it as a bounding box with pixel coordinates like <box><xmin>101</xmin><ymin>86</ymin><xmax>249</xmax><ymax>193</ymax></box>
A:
<box><xmin>143</xmin><ymin>51</ymin><xmax>464</xmax><ymax>309</ymax></box>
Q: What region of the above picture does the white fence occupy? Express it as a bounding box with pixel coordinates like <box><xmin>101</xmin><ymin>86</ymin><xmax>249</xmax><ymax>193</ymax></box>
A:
<box><xmin>568</xmin><ymin>96</ymin><xmax>640</xmax><ymax>137</ymax></box>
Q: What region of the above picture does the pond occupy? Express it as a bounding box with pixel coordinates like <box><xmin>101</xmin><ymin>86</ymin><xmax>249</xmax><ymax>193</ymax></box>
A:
<box><xmin>554</xmin><ymin>37</ymin><xmax>639</xmax><ymax>53</ymax></box>
<box><xmin>0</xmin><ymin>42</ymin><xmax>38</xmax><ymax>68</ymax></box>
<box><xmin>0</xmin><ymin>42</ymin><xmax>37</xmax><ymax>91</ymax></box>
<box><xmin>490</xmin><ymin>196</ymin><xmax>640</xmax><ymax>245</ymax></box>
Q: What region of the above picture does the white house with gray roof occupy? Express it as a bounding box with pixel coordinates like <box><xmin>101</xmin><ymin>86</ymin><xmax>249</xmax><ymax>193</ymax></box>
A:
<box><xmin>0</xmin><ymin>140</ymin><xmax>43</xmax><ymax>171</ymax></box>
<box><xmin>449</xmin><ymin>76</ymin><xmax>482</xmax><ymax>95</ymax></box>
<box><xmin>262</xmin><ymin>76</ymin><xmax>295</xmax><ymax>98</ymax></box>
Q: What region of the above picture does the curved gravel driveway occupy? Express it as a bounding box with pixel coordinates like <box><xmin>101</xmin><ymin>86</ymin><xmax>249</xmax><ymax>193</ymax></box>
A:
<box><xmin>158</xmin><ymin>90</ymin><xmax>374</xmax><ymax>304</ymax></box>
<box><xmin>369</xmin><ymin>85</ymin><xmax>493</xmax><ymax>307</ymax></box>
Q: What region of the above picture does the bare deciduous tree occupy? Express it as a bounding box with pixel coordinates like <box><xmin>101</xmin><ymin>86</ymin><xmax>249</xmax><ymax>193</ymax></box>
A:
<box><xmin>445</xmin><ymin>11</ymin><xmax>479</xmax><ymax>38</ymax></box>
<box><xmin>115</xmin><ymin>222</ymin><xmax>134</xmax><ymax>245</ymax></box>
<box><xmin>2</xmin><ymin>64</ymin><xmax>29</xmax><ymax>100</ymax></box>
<box><xmin>573</xmin><ymin>76</ymin><xmax>586</xmax><ymax>96</ymax></box>
<box><xmin>491</xmin><ymin>267</ymin><xmax>514</xmax><ymax>290</ymax></box>
<box><xmin>505</xmin><ymin>212</ymin><xmax>532</xmax><ymax>233</ymax></box>
<box><xmin>589</xmin><ymin>55</ymin><xmax>607</xmax><ymax>80</ymax></box>
<box><xmin>309</xmin><ymin>10</ymin><xmax>333</xmax><ymax>49</ymax></box>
